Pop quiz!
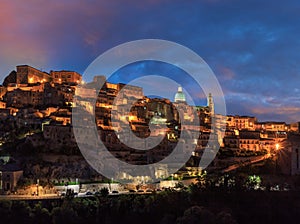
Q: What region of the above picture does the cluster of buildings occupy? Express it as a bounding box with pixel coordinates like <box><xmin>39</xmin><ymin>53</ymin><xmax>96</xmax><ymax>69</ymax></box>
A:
<box><xmin>223</xmin><ymin>116</ymin><xmax>291</xmax><ymax>152</ymax></box>
<box><xmin>0</xmin><ymin>64</ymin><xmax>300</xmax><ymax>189</ymax></box>
<box><xmin>1</xmin><ymin>65</ymin><xmax>81</xmax><ymax>109</ymax></box>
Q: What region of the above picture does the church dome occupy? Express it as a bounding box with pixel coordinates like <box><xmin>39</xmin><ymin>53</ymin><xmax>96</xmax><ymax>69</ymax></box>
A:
<box><xmin>174</xmin><ymin>86</ymin><xmax>186</xmax><ymax>103</ymax></box>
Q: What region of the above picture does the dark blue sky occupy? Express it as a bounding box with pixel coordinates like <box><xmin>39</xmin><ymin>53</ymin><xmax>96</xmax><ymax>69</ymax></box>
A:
<box><xmin>0</xmin><ymin>0</ymin><xmax>300</xmax><ymax>122</ymax></box>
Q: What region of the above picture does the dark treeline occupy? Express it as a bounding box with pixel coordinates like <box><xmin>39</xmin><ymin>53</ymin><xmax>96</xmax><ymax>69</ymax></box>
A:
<box><xmin>0</xmin><ymin>186</ymin><xmax>300</xmax><ymax>224</ymax></box>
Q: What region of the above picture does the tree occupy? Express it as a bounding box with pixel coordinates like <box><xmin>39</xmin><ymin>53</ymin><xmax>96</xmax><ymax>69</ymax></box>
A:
<box><xmin>31</xmin><ymin>202</ymin><xmax>51</xmax><ymax>224</ymax></box>
<box><xmin>216</xmin><ymin>211</ymin><xmax>238</xmax><ymax>224</ymax></box>
<box><xmin>0</xmin><ymin>200</ymin><xmax>12</xmax><ymax>222</ymax></box>
<box><xmin>175</xmin><ymin>182</ymin><xmax>184</xmax><ymax>189</ymax></box>
<box><xmin>176</xmin><ymin>206</ymin><xmax>214</xmax><ymax>224</ymax></box>
<box><xmin>11</xmin><ymin>201</ymin><xmax>32</xmax><ymax>223</ymax></box>
<box><xmin>52</xmin><ymin>207</ymin><xmax>78</xmax><ymax>224</ymax></box>
<box><xmin>17</xmin><ymin>177</ymin><xmax>32</xmax><ymax>188</ymax></box>
<box><xmin>100</xmin><ymin>187</ymin><xmax>109</xmax><ymax>197</ymax></box>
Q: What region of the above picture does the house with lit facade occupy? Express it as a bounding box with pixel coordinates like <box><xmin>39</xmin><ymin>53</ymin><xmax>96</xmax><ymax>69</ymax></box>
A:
<box><xmin>226</xmin><ymin>115</ymin><xmax>257</xmax><ymax>131</ymax></box>
<box><xmin>50</xmin><ymin>70</ymin><xmax>82</xmax><ymax>84</ymax></box>
<box><xmin>255</xmin><ymin>121</ymin><xmax>289</xmax><ymax>132</ymax></box>
<box><xmin>238</xmin><ymin>130</ymin><xmax>261</xmax><ymax>151</ymax></box>
<box><xmin>16</xmin><ymin>65</ymin><xmax>51</xmax><ymax>84</ymax></box>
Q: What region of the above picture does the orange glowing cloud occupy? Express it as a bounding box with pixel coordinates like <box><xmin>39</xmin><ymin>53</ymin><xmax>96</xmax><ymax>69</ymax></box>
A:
<box><xmin>219</xmin><ymin>66</ymin><xmax>235</xmax><ymax>81</ymax></box>
<box><xmin>0</xmin><ymin>0</ymin><xmax>116</xmax><ymax>78</ymax></box>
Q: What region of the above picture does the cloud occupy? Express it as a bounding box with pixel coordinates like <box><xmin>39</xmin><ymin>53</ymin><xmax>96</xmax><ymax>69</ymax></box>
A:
<box><xmin>218</xmin><ymin>67</ymin><xmax>235</xmax><ymax>81</ymax></box>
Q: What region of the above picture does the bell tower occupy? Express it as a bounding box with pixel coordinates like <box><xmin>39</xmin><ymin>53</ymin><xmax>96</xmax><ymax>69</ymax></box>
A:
<box><xmin>208</xmin><ymin>93</ymin><xmax>214</xmax><ymax>116</ymax></box>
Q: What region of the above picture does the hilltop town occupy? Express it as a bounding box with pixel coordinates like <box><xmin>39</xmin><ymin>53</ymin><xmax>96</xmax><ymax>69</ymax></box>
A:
<box><xmin>0</xmin><ymin>65</ymin><xmax>299</xmax><ymax>195</ymax></box>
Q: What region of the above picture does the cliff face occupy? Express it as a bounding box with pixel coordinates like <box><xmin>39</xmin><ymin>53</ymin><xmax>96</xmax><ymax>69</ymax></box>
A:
<box><xmin>3</xmin><ymin>70</ymin><xmax>17</xmax><ymax>86</ymax></box>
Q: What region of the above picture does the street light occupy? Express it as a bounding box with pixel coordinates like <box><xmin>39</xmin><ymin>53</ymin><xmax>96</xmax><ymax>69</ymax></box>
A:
<box><xmin>274</xmin><ymin>143</ymin><xmax>281</xmax><ymax>174</ymax></box>
<box><xmin>36</xmin><ymin>179</ymin><xmax>39</xmax><ymax>196</ymax></box>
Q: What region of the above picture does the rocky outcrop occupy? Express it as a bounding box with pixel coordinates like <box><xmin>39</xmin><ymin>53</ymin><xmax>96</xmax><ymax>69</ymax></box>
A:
<box><xmin>3</xmin><ymin>70</ymin><xmax>17</xmax><ymax>86</ymax></box>
<box><xmin>20</xmin><ymin>154</ymin><xmax>103</xmax><ymax>183</ymax></box>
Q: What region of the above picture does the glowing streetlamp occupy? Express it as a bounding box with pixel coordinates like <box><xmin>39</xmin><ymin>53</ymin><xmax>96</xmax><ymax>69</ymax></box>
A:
<box><xmin>36</xmin><ymin>179</ymin><xmax>39</xmax><ymax>196</ymax></box>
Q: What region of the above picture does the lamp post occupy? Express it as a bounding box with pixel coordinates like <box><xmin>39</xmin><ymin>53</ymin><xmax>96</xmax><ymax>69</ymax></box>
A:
<box><xmin>274</xmin><ymin>143</ymin><xmax>281</xmax><ymax>174</ymax></box>
<box><xmin>36</xmin><ymin>179</ymin><xmax>39</xmax><ymax>196</ymax></box>
<box><xmin>109</xmin><ymin>177</ymin><xmax>113</xmax><ymax>192</ymax></box>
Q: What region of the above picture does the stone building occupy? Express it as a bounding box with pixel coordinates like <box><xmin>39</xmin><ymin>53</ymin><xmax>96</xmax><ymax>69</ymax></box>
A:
<box><xmin>223</xmin><ymin>130</ymin><xmax>239</xmax><ymax>149</ymax></box>
<box><xmin>290</xmin><ymin>122</ymin><xmax>300</xmax><ymax>133</ymax></box>
<box><xmin>256</xmin><ymin>121</ymin><xmax>288</xmax><ymax>132</ymax></box>
<box><xmin>226</xmin><ymin>115</ymin><xmax>257</xmax><ymax>131</ymax></box>
<box><xmin>0</xmin><ymin>101</ymin><xmax>6</xmax><ymax>109</ymax></box>
<box><xmin>117</xmin><ymin>83</ymin><xmax>143</xmax><ymax>99</ymax></box>
<box><xmin>4</xmin><ymin>88</ymin><xmax>44</xmax><ymax>108</ymax></box>
<box><xmin>50</xmin><ymin>70</ymin><xmax>82</xmax><ymax>84</ymax></box>
<box><xmin>238</xmin><ymin>130</ymin><xmax>260</xmax><ymax>151</ymax></box>
<box><xmin>6</xmin><ymin>83</ymin><xmax>45</xmax><ymax>92</ymax></box>
<box><xmin>0</xmin><ymin>163</ymin><xmax>23</xmax><ymax>192</ymax></box>
<box><xmin>16</xmin><ymin>65</ymin><xmax>51</xmax><ymax>84</ymax></box>
<box><xmin>271</xmin><ymin>134</ymin><xmax>300</xmax><ymax>175</ymax></box>
<box><xmin>49</xmin><ymin>108</ymin><xmax>72</xmax><ymax>125</ymax></box>
<box><xmin>287</xmin><ymin>134</ymin><xmax>300</xmax><ymax>175</ymax></box>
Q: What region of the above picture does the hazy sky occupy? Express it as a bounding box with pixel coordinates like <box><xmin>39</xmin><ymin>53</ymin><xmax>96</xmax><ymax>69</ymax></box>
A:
<box><xmin>0</xmin><ymin>0</ymin><xmax>300</xmax><ymax>122</ymax></box>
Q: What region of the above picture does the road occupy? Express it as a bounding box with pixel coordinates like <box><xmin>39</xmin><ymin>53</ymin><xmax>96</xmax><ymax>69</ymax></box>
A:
<box><xmin>0</xmin><ymin>194</ymin><xmax>60</xmax><ymax>201</ymax></box>
<box><xmin>0</xmin><ymin>190</ymin><xmax>156</xmax><ymax>201</ymax></box>
<box><xmin>222</xmin><ymin>154</ymin><xmax>271</xmax><ymax>173</ymax></box>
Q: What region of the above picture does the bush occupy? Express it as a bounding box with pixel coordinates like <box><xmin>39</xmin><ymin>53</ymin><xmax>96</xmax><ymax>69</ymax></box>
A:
<box><xmin>100</xmin><ymin>187</ymin><xmax>109</xmax><ymax>197</ymax></box>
